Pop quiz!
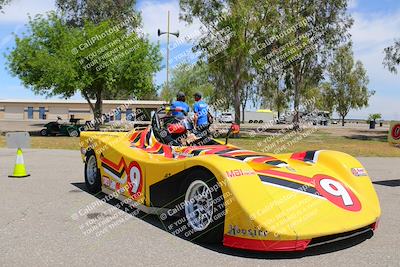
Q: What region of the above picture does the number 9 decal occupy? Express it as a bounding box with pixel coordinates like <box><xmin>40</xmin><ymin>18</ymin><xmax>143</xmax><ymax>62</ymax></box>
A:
<box><xmin>127</xmin><ymin>161</ymin><xmax>143</xmax><ymax>200</ymax></box>
<box><xmin>314</xmin><ymin>175</ymin><xmax>361</xmax><ymax>212</ymax></box>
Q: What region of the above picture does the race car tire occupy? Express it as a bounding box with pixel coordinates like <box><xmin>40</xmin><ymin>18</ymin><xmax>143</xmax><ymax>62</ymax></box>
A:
<box><xmin>84</xmin><ymin>151</ymin><xmax>102</xmax><ymax>193</ymax></box>
<box><xmin>181</xmin><ymin>169</ymin><xmax>225</xmax><ymax>243</ymax></box>
<box><xmin>40</xmin><ymin>129</ymin><xmax>48</xmax><ymax>136</ymax></box>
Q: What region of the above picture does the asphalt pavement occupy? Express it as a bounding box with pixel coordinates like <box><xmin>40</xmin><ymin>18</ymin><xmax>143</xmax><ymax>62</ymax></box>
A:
<box><xmin>0</xmin><ymin>149</ymin><xmax>399</xmax><ymax>266</ymax></box>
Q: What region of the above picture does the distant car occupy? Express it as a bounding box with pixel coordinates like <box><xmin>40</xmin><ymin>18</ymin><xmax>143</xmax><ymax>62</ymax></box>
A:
<box><xmin>40</xmin><ymin>116</ymin><xmax>82</xmax><ymax>137</ymax></box>
<box><xmin>276</xmin><ymin>117</ymin><xmax>287</xmax><ymax>124</ymax></box>
<box><xmin>311</xmin><ymin>112</ymin><xmax>330</xmax><ymax>126</ymax></box>
<box><xmin>244</xmin><ymin>110</ymin><xmax>274</xmax><ymax>124</ymax></box>
<box><xmin>218</xmin><ymin>112</ymin><xmax>233</xmax><ymax>123</ymax></box>
<box><xmin>331</xmin><ymin>120</ymin><xmax>338</xmax><ymax>124</ymax></box>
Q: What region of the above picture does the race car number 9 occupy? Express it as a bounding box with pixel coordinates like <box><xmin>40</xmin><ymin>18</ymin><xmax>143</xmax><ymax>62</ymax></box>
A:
<box><xmin>314</xmin><ymin>175</ymin><xmax>361</xmax><ymax>212</ymax></box>
<box><xmin>128</xmin><ymin>161</ymin><xmax>143</xmax><ymax>199</ymax></box>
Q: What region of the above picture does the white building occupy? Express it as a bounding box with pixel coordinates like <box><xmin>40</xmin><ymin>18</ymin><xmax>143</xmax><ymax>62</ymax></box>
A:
<box><xmin>0</xmin><ymin>99</ymin><xmax>166</xmax><ymax>122</ymax></box>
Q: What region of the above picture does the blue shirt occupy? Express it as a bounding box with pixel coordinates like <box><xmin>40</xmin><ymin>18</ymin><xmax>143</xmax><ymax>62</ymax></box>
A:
<box><xmin>193</xmin><ymin>100</ymin><xmax>208</xmax><ymax>126</ymax></box>
<box><xmin>171</xmin><ymin>101</ymin><xmax>189</xmax><ymax>118</ymax></box>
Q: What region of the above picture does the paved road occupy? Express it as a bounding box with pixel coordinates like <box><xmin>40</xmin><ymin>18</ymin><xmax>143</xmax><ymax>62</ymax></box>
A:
<box><xmin>0</xmin><ymin>149</ymin><xmax>399</xmax><ymax>266</ymax></box>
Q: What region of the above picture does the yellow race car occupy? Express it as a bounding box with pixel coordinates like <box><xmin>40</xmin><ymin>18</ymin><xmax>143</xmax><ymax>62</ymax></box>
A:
<box><xmin>80</xmin><ymin>107</ymin><xmax>381</xmax><ymax>252</ymax></box>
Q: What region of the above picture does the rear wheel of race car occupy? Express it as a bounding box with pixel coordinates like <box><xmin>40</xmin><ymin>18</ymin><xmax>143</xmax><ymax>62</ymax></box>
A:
<box><xmin>85</xmin><ymin>152</ymin><xmax>101</xmax><ymax>193</ymax></box>
<box><xmin>182</xmin><ymin>169</ymin><xmax>225</xmax><ymax>243</ymax></box>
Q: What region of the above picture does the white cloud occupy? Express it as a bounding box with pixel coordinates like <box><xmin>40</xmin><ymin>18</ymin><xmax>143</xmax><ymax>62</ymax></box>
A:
<box><xmin>349</xmin><ymin>9</ymin><xmax>400</xmax><ymax>120</ymax></box>
<box><xmin>348</xmin><ymin>0</ymin><xmax>358</xmax><ymax>9</ymax></box>
<box><xmin>351</xmin><ymin>10</ymin><xmax>400</xmax><ymax>53</ymax></box>
<box><xmin>0</xmin><ymin>0</ymin><xmax>55</xmax><ymax>24</ymax></box>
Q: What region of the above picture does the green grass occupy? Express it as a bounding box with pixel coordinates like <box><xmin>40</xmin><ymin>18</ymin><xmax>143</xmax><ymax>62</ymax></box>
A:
<box><xmin>226</xmin><ymin>130</ymin><xmax>400</xmax><ymax>157</ymax></box>
<box><xmin>1</xmin><ymin>130</ymin><xmax>399</xmax><ymax>157</ymax></box>
<box><xmin>0</xmin><ymin>136</ymin><xmax>80</xmax><ymax>150</ymax></box>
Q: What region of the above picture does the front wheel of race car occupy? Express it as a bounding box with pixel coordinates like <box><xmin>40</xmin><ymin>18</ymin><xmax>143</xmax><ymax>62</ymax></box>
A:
<box><xmin>84</xmin><ymin>152</ymin><xmax>101</xmax><ymax>193</ymax></box>
<box><xmin>182</xmin><ymin>169</ymin><xmax>225</xmax><ymax>243</ymax></box>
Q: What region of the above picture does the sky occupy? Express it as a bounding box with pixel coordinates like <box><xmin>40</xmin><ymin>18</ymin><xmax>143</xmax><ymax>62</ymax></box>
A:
<box><xmin>0</xmin><ymin>0</ymin><xmax>399</xmax><ymax>120</ymax></box>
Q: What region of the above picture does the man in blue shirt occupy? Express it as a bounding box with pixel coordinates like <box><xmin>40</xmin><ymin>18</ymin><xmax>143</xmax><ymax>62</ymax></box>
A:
<box><xmin>171</xmin><ymin>92</ymin><xmax>189</xmax><ymax>119</ymax></box>
<box><xmin>193</xmin><ymin>92</ymin><xmax>209</xmax><ymax>128</ymax></box>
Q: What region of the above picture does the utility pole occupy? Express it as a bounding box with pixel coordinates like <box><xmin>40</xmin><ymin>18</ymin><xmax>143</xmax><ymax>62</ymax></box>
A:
<box><xmin>158</xmin><ymin>11</ymin><xmax>179</xmax><ymax>93</ymax></box>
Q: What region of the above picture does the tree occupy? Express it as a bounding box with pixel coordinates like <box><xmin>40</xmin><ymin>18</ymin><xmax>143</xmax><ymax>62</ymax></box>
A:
<box><xmin>7</xmin><ymin>13</ymin><xmax>161</xmax><ymax>127</ymax></box>
<box><xmin>301</xmin><ymin>86</ymin><xmax>321</xmax><ymax>113</ymax></box>
<box><xmin>180</xmin><ymin>0</ymin><xmax>262</xmax><ymax>124</ymax></box>
<box><xmin>383</xmin><ymin>39</ymin><xmax>400</xmax><ymax>74</ymax></box>
<box><xmin>318</xmin><ymin>82</ymin><xmax>336</xmax><ymax>114</ymax></box>
<box><xmin>327</xmin><ymin>43</ymin><xmax>374</xmax><ymax>126</ymax></box>
<box><xmin>258</xmin><ymin>76</ymin><xmax>289</xmax><ymax>120</ymax></box>
<box><xmin>368</xmin><ymin>113</ymin><xmax>382</xmax><ymax>123</ymax></box>
<box><xmin>56</xmin><ymin>0</ymin><xmax>144</xmax><ymax>101</ymax></box>
<box><xmin>160</xmin><ymin>62</ymin><xmax>214</xmax><ymax>106</ymax></box>
<box><xmin>0</xmin><ymin>0</ymin><xmax>11</xmax><ymax>12</ymax></box>
<box><xmin>56</xmin><ymin>0</ymin><xmax>140</xmax><ymax>28</ymax></box>
<box><xmin>252</xmin><ymin>0</ymin><xmax>352</xmax><ymax>129</ymax></box>
<box><xmin>240</xmin><ymin>82</ymin><xmax>257</xmax><ymax>123</ymax></box>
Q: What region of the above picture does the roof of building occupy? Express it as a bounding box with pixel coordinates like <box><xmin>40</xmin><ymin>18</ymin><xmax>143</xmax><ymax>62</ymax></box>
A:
<box><xmin>0</xmin><ymin>99</ymin><xmax>167</xmax><ymax>105</ymax></box>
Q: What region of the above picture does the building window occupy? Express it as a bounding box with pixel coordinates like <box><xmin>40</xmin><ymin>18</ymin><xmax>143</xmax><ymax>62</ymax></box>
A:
<box><xmin>126</xmin><ymin>108</ymin><xmax>133</xmax><ymax>121</ymax></box>
<box><xmin>103</xmin><ymin>115</ymin><xmax>109</xmax><ymax>123</ymax></box>
<box><xmin>39</xmin><ymin>107</ymin><xmax>46</xmax><ymax>120</ymax></box>
<box><xmin>136</xmin><ymin>108</ymin><xmax>156</xmax><ymax>121</ymax></box>
<box><xmin>27</xmin><ymin>107</ymin><xmax>33</xmax><ymax>119</ymax></box>
<box><xmin>115</xmin><ymin>110</ymin><xmax>121</xmax><ymax>121</ymax></box>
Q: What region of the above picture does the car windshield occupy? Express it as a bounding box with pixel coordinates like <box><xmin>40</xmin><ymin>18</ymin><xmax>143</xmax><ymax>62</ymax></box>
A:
<box><xmin>152</xmin><ymin>107</ymin><xmax>220</xmax><ymax>147</ymax></box>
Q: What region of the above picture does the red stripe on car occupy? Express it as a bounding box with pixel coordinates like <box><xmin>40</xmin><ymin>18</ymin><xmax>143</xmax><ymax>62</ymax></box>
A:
<box><xmin>258</xmin><ymin>169</ymin><xmax>315</xmax><ymax>186</ymax></box>
<box><xmin>100</xmin><ymin>156</ymin><xmax>128</xmax><ymax>173</ymax></box>
<box><xmin>290</xmin><ymin>151</ymin><xmax>307</xmax><ymax>161</ymax></box>
<box><xmin>223</xmin><ymin>235</ymin><xmax>310</xmax><ymax>251</ymax></box>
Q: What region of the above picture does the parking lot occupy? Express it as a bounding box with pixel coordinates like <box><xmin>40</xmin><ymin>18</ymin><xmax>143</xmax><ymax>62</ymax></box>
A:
<box><xmin>0</xmin><ymin>149</ymin><xmax>399</xmax><ymax>266</ymax></box>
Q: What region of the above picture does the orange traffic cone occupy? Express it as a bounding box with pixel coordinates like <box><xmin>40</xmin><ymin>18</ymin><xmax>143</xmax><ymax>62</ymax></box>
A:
<box><xmin>8</xmin><ymin>148</ymin><xmax>30</xmax><ymax>178</ymax></box>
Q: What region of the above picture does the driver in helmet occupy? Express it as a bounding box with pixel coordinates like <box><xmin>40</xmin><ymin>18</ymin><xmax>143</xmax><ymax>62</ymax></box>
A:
<box><xmin>164</xmin><ymin>92</ymin><xmax>192</xmax><ymax>146</ymax></box>
<box><xmin>171</xmin><ymin>92</ymin><xmax>189</xmax><ymax>119</ymax></box>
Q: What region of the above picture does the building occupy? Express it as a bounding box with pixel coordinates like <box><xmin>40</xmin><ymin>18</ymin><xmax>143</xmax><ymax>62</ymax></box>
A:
<box><xmin>0</xmin><ymin>99</ymin><xmax>166</xmax><ymax>122</ymax></box>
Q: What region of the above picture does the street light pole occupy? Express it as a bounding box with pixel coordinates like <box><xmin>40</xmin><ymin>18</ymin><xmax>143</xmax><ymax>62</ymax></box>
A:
<box><xmin>167</xmin><ymin>10</ymin><xmax>170</xmax><ymax>92</ymax></box>
<box><xmin>158</xmin><ymin>11</ymin><xmax>179</xmax><ymax>94</ymax></box>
